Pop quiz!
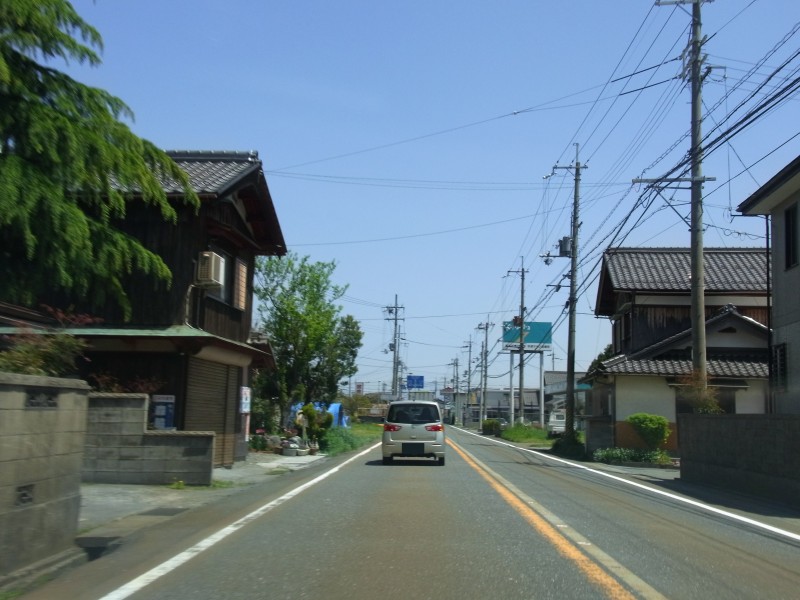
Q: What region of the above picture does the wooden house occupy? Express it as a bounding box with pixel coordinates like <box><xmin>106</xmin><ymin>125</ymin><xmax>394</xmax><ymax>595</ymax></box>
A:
<box><xmin>27</xmin><ymin>150</ymin><xmax>285</xmax><ymax>466</ymax></box>
<box><xmin>583</xmin><ymin>247</ymin><xmax>769</xmax><ymax>454</ymax></box>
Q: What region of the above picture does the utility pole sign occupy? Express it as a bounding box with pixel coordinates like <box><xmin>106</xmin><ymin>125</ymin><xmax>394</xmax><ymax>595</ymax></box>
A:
<box><xmin>502</xmin><ymin>321</ymin><xmax>552</xmax><ymax>352</ymax></box>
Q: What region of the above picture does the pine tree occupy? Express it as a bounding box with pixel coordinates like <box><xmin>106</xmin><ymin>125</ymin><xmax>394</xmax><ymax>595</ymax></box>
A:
<box><xmin>0</xmin><ymin>0</ymin><xmax>198</xmax><ymax>318</ymax></box>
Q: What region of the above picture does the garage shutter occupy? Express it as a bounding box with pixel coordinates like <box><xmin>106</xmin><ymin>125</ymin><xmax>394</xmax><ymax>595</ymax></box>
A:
<box><xmin>186</xmin><ymin>358</ymin><xmax>239</xmax><ymax>466</ymax></box>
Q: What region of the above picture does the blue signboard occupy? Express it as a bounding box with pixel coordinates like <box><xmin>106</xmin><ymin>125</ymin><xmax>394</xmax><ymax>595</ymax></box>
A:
<box><xmin>407</xmin><ymin>375</ymin><xmax>424</xmax><ymax>390</ymax></box>
<box><xmin>502</xmin><ymin>321</ymin><xmax>552</xmax><ymax>352</ymax></box>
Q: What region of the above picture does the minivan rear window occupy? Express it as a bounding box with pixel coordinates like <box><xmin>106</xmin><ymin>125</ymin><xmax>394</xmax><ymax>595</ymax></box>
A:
<box><xmin>387</xmin><ymin>404</ymin><xmax>440</xmax><ymax>424</ymax></box>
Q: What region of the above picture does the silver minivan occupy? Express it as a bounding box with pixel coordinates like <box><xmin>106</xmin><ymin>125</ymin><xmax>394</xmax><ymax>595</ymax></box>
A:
<box><xmin>381</xmin><ymin>401</ymin><xmax>445</xmax><ymax>465</ymax></box>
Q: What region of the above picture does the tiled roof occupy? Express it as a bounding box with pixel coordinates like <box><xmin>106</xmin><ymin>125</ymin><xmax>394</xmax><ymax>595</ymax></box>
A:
<box><xmin>161</xmin><ymin>150</ymin><xmax>262</xmax><ymax>195</ymax></box>
<box><xmin>603</xmin><ymin>247</ymin><xmax>767</xmax><ymax>293</ymax></box>
<box><xmin>602</xmin><ymin>355</ymin><xmax>768</xmax><ymax>379</ymax></box>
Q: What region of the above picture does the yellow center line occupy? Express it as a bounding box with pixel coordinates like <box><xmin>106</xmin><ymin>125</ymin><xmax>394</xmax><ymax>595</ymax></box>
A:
<box><xmin>448</xmin><ymin>438</ymin><xmax>637</xmax><ymax>600</ymax></box>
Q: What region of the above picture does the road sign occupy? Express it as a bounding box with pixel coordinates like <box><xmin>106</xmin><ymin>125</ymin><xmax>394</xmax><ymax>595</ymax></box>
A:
<box><xmin>407</xmin><ymin>375</ymin><xmax>424</xmax><ymax>389</ymax></box>
<box><xmin>502</xmin><ymin>321</ymin><xmax>552</xmax><ymax>352</ymax></box>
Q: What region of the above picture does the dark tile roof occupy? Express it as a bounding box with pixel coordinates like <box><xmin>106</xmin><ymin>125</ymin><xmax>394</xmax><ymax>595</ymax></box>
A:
<box><xmin>738</xmin><ymin>154</ymin><xmax>800</xmax><ymax>215</ymax></box>
<box><xmin>602</xmin><ymin>247</ymin><xmax>767</xmax><ymax>293</ymax></box>
<box><xmin>602</xmin><ymin>355</ymin><xmax>767</xmax><ymax>379</ymax></box>
<box><xmin>162</xmin><ymin>150</ymin><xmax>262</xmax><ymax>195</ymax></box>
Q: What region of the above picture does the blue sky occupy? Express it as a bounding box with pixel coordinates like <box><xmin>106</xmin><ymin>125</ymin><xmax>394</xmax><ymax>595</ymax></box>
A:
<box><xmin>61</xmin><ymin>0</ymin><xmax>799</xmax><ymax>396</ymax></box>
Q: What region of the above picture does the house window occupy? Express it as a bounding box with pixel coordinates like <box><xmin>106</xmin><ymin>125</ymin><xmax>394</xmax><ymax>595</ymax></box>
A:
<box><xmin>234</xmin><ymin>259</ymin><xmax>248</xmax><ymax>311</ymax></box>
<box><xmin>785</xmin><ymin>203</ymin><xmax>798</xmax><ymax>269</ymax></box>
<box><xmin>772</xmin><ymin>343</ymin><xmax>788</xmax><ymax>392</ymax></box>
<box><xmin>716</xmin><ymin>388</ymin><xmax>735</xmax><ymax>414</ymax></box>
<box><xmin>208</xmin><ymin>254</ymin><xmax>248</xmax><ymax>311</ymax></box>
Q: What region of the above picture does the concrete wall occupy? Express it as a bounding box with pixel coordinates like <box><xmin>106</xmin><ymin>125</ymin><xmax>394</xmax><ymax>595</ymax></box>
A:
<box><xmin>0</xmin><ymin>373</ymin><xmax>89</xmax><ymax>578</ymax></box>
<box><xmin>616</xmin><ymin>375</ymin><xmax>675</xmax><ymax>420</ymax></box>
<box><xmin>82</xmin><ymin>393</ymin><xmax>215</xmax><ymax>486</ymax></box>
<box><xmin>679</xmin><ymin>414</ymin><xmax>800</xmax><ymax>508</ymax></box>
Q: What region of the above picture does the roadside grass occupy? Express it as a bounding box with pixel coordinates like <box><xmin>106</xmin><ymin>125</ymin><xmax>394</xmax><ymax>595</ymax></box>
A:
<box><xmin>322</xmin><ymin>421</ymin><xmax>382</xmax><ymax>456</ymax></box>
<box><xmin>166</xmin><ymin>479</ymin><xmax>237</xmax><ymax>491</ymax></box>
<box><xmin>500</xmin><ymin>423</ymin><xmax>551</xmax><ymax>446</ymax></box>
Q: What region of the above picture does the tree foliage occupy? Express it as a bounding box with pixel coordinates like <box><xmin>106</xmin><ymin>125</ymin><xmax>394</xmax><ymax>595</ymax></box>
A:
<box><xmin>340</xmin><ymin>393</ymin><xmax>373</xmax><ymax>423</ymax></box>
<box><xmin>0</xmin><ymin>0</ymin><xmax>198</xmax><ymax>318</ymax></box>
<box><xmin>252</xmin><ymin>252</ymin><xmax>363</xmax><ymax>423</ymax></box>
<box><xmin>587</xmin><ymin>343</ymin><xmax>614</xmax><ymax>375</ymax></box>
<box><xmin>676</xmin><ymin>370</ymin><xmax>722</xmax><ymax>414</ymax></box>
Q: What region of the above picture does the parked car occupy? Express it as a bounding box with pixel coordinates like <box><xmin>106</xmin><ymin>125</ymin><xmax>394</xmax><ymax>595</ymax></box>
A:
<box><xmin>496</xmin><ymin>418</ymin><xmax>509</xmax><ymax>430</ymax></box>
<box><xmin>382</xmin><ymin>401</ymin><xmax>445</xmax><ymax>466</ymax></box>
<box><xmin>547</xmin><ymin>410</ymin><xmax>566</xmax><ymax>438</ymax></box>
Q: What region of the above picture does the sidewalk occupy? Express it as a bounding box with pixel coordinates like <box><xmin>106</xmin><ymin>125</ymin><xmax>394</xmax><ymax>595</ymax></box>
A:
<box><xmin>79</xmin><ymin>450</ymin><xmax>328</xmax><ymax>537</ymax></box>
<box><xmin>4</xmin><ymin>451</ymin><xmax>329</xmax><ymax>596</ymax></box>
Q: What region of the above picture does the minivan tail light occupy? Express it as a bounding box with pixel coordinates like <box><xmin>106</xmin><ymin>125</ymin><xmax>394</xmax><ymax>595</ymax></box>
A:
<box><xmin>425</xmin><ymin>424</ymin><xmax>444</xmax><ymax>432</ymax></box>
<box><xmin>384</xmin><ymin>424</ymin><xmax>402</xmax><ymax>432</ymax></box>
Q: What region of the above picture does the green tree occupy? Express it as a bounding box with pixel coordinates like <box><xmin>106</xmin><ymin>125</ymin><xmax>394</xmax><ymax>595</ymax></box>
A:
<box><xmin>341</xmin><ymin>393</ymin><xmax>373</xmax><ymax>423</ymax></box>
<box><xmin>252</xmin><ymin>252</ymin><xmax>363</xmax><ymax>423</ymax></box>
<box><xmin>0</xmin><ymin>0</ymin><xmax>198</xmax><ymax>318</ymax></box>
<box><xmin>587</xmin><ymin>343</ymin><xmax>614</xmax><ymax>375</ymax></box>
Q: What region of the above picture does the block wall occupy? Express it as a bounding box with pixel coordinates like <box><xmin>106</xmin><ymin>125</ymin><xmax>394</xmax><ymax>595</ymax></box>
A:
<box><xmin>0</xmin><ymin>373</ymin><xmax>89</xmax><ymax>578</ymax></box>
<box><xmin>678</xmin><ymin>414</ymin><xmax>800</xmax><ymax>507</ymax></box>
<box><xmin>82</xmin><ymin>394</ymin><xmax>214</xmax><ymax>486</ymax></box>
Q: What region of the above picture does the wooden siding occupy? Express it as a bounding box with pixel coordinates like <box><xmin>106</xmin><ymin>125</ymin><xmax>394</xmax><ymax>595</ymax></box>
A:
<box><xmin>620</xmin><ymin>303</ymin><xmax>769</xmax><ymax>355</ymax></box>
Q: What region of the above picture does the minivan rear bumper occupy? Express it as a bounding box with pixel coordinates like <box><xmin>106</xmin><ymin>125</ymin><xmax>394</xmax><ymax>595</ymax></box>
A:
<box><xmin>381</xmin><ymin>440</ymin><xmax>445</xmax><ymax>459</ymax></box>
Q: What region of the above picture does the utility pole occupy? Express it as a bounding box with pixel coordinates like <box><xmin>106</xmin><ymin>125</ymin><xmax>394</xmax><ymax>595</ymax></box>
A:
<box><xmin>450</xmin><ymin>357</ymin><xmax>460</xmax><ymax>421</ymax></box>
<box><xmin>464</xmin><ymin>337</ymin><xmax>473</xmax><ymax>426</ymax></box>
<box><xmin>507</xmin><ymin>258</ymin><xmax>528</xmax><ymax>424</ymax></box>
<box><xmin>477</xmin><ymin>319</ymin><xmax>492</xmax><ymax>428</ymax></box>
<box><xmin>554</xmin><ymin>143</ymin><xmax>585</xmax><ymax>438</ymax></box>
<box><xmin>385</xmin><ymin>295</ymin><xmax>404</xmax><ymax>399</ymax></box>
<box><xmin>638</xmin><ymin>0</ymin><xmax>713</xmax><ymax>387</ymax></box>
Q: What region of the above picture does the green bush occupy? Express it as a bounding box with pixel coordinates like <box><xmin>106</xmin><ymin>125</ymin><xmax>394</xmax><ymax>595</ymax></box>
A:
<box><xmin>320</xmin><ymin>423</ymin><xmax>382</xmax><ymax>456</ymax></box>
<box><xmin>626</xmin><ymin>413</ymin><xmax>670</xmax><ymax>450</ymax></box>
<box><xmin>551</xmin><ymin>433</ymin><xmax>586</xmax><ymax>459</ymax></box>
<box><xmin>593</xmin><ymin>447</ymin><xmax>671</xmax><ymax>464</ymax></box>
<box><xmin>249</xmin><ymin>435</ymin><xmax>268</xmax><ymax>452</ymax></box>
<box><xmin>0</xmin><ymin>331</ymin><xmax>87</xmax><ymax>377</ymax></box>
<box><xmin>482</xmin><ymin>419</ymin><xmax>500</xmax><ymax>435</ymax></box>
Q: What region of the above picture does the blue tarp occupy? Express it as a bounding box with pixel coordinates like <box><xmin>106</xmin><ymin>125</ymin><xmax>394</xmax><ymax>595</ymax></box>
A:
<box><xmin>288</xmin><ymin>402</ymin><xmax>349</xmax><ymax>429</ymax></box>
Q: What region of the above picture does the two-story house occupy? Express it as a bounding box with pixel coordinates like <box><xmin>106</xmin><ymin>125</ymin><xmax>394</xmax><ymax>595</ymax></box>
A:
<box><xmin>738</xmin><ymin>154</ymin><xmax>800</xmax><ymax>414</ymax></box>
<box><xmin>8</xmin><ymin>150</ymin><xmax>286</xmax><ymax>467</ymax></box>
<box><xmin>582</xmin><ymin>247</ymin><xmax>769</xmax><ymax>454</ymax></box>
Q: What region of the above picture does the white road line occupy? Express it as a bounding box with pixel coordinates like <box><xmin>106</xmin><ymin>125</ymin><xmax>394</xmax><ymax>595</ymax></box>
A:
<box><xmin>99</xmin><ymin>443</ymin><xmax>381</xmax><ymax>600</ymax></box>
<box><xmin>459</xmin><ymin>428</ymin><xmax>800</xmax><ymax>543</ymax></box>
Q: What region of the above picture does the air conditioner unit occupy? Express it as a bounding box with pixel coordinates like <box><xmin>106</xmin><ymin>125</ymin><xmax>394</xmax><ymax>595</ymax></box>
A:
<box><xmin>197</xmin><ymin>251</ymin><xmax>224</xmax><ymax>287</ymax></box>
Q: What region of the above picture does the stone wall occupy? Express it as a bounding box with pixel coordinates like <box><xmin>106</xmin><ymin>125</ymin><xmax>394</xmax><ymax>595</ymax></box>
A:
<box><xmin>82</xmin><ymin>393</ymin><xmax>215</xmax><ymax>486</ymax></box>
<box><xmin>0</xmin><ymin>373</ymin><xmax>89</xmax><ymax>578</ymax></box>
<box><xmin>678</xmin><ymin>414</ymin><xmax>800</xmax><ymax>508</ymax></box>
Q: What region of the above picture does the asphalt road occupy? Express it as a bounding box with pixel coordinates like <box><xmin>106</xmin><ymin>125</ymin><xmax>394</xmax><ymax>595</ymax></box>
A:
<box><xmin>23</xmin><ymin>428</ymin><xmax>800</xmax><ymax>600</ymax></box>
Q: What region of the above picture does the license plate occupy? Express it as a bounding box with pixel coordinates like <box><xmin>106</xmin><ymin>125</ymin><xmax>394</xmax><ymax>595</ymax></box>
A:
<box><xmin>402</xmin><ymin>443</ymin><xmax>424</xmax><ymax>456</ymax></box>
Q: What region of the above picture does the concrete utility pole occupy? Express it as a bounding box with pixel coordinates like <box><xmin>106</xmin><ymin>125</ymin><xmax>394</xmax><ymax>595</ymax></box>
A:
<box><xmin>638</xmin><ymin>0</ymin><xmax>713</xmax><ymax>386</ymax></box>
<box><xmin>463</xmin><ymin>337</ymin><xmax>473</xmax><ymax>426</ymax></box>
<box><xmin>386</xmin><ymin>295</ymin><xmax>404</xmax><ymax>399</ymax></box>
<box><xmin>450</xmin><ymin>357</ymin><xmax>460</xmax><ymax>420</ymax></box>
<box><xmin>554</xmin><ymin>143</ymin><xmax>584</xmax><ymax>438</ymax></box>
<box><xmin>477</xmin><ymin>319</ymin><xmax>492</xmax><ymax>428</ymax></box>
<box><xmin>508</xmin><ymin>258</ymin><xmax>528</xmax><ymax>424</ymax></box>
